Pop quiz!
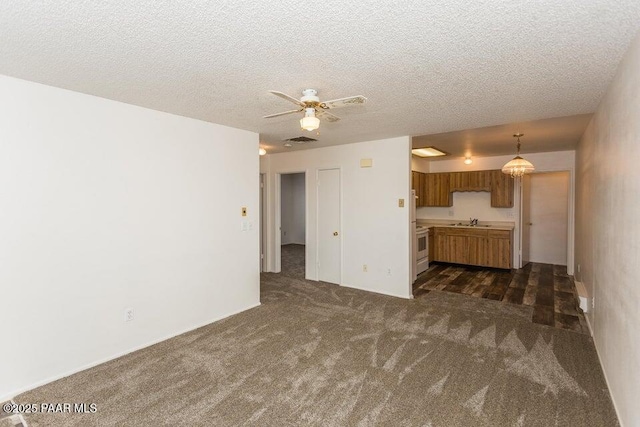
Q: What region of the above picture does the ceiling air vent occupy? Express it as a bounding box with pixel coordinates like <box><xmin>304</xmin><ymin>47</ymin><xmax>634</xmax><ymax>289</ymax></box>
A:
<box><xmin>284</xmin><ymin>136</ymin><xmax>318</xmax><ymax>144</ymax></box>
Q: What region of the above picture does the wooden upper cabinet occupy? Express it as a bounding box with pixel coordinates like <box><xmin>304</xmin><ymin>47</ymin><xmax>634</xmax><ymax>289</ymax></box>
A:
<box><xmin>419</xmin><ymin>172</ymin><xmax>427</xmax><ymax>206</ymax></box>
<box><xmin>412</xmin><ymin>169</ymin><xmax>512</xmax><ymax>208</ymax></box>
<box><xmin>449</xmin><ymin>172</ymin><xmax>466</xmax><ymax>192</ymax></box>
<box><xmin>449</xmin><ymin>171</ymin><xmax>491</xmax><ymax>192</ymax></box>
<box><xmin>425</xmin><ymin>173</ymin><xmax>452</xmax><ymax>207</ymax></box>
<box><xmin>490</xmin><ymin>170</ymin><xmax>514</xmax><ymax>208</ymax></box>
<box><xmin>412</xmin><ymin>171</ymin><xmax>421</xmax><ymax>206</ymax></box>
<box><xmin>412</xmin><ymin>171</ymin><xmax>428</xmax><ymax>207</ymax></box>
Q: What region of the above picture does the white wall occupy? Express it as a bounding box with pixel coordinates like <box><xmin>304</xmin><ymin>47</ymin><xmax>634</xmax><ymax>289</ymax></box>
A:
<box><xmin>411</xmin><ymin>156</ymin><xmax>430</xmax><ymax>173</ymax></box>
<box><xmin>575</xmin><ymin>31</ymin><xmax>640</xmax><ymax>426</ymax></box>
<box><xmin>0</xmin><ymin>75</ymin><xmax>260</xmax><ymax>400</ymax></box>
<box><xmin>422</xmin><ymin>151</ymin><xmax>575</xmax><ymax>271</ymax></box>
<box><xmin>280</xmin><ymin>173</ymin><xmax>305</xmax><ymax>245</ymax></box>
<box><xmin>261</xmin><ymin>137</ymin><xmax>412</xmax><ymax>299</ymax></box>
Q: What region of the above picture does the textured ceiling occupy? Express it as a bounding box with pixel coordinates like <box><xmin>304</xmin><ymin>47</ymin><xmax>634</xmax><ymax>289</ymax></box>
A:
<box><xmin>413</xmin><ymin>114</ymin><xmax>593</xmax><ymax>160</ymax></box>
<box><xmin>1</xmin><ymin>1</ymin><xmax>639</xmax><ymax>154</ymax></box>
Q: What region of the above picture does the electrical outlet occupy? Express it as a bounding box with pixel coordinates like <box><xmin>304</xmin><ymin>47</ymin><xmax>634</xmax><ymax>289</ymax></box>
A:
<box><xmin>125</xmin><ymin>308</ymin><xmax>134</xmax><ymax>322</ymax></box>
<box><xmin>448</xmin><ymin>210</ymin><xmax>454</xmax><ymax>217</ymax></box>
<box><xmin>363</xmin><ymin>264</ymin><xmax>368</xmax><ymax>272</ymax></box>
<box><xmin>387</xmin><ymin>268</ymin><xmax>391</xmax><ymax>276</ymax></box>
<box><xmin>577</xmin><ymin>263</ymin><xmax>581</xmax><ymax>273</ymax></box>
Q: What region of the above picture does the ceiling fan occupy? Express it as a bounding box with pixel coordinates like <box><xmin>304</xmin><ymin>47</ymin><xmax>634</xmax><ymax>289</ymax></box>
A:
<box><xmin>264</xmin><ymin>89</ymin><xmax>367</xmax><ymax>132</ymax></box>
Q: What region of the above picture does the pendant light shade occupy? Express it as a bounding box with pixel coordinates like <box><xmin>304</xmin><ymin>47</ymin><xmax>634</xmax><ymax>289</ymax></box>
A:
<box><xmin>502</xmin><ymin>133</ymin><xmax>535</xmax><ymax>177</ymax></box>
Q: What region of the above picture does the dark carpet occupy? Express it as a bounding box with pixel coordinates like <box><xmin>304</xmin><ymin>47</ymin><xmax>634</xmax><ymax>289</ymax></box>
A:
<box><xmin>16</xmin><ymin>273</ymin><xmax>618</xmax><ymax>426</ymax></box>
<box><xmin>280</xmin><ymin>244</ymin><xmax>305</xmax><ymax>279</ymax></box>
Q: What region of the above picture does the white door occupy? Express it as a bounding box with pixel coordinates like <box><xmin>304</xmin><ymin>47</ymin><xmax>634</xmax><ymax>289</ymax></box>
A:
<box><xmin>521</xmin><ymin>174</ymin><xmax>532</xmax><ymax>267</ymax></box>
<box><xmin>259</xmin><ymin>173</ymin><xmax>265</xmax><ymax>272</ymax></box>
<box><xmin>527</xmin><ymin>171</ymin><xmax>570</xmax><ymax>265</ymax></box>
<box><xmin>317</xmin><ymin>168</ymin><xmax>341</xmax><ymax>284</ymax></box>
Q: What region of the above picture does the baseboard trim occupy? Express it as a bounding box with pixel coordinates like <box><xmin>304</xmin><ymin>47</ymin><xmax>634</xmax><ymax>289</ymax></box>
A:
<box><xmin>1</xmin><ymin>301</ymin><xmax>261</xmax><ymax>402</ymax></box>
<box><xmin>584</xmin><ymin>304</ymin><xmax>624</xmax><ymax>426</ymax></box>
<box><xmin>340</xmin><ymin>282</ymin><xmax>412</xmax><ymax>300</ymax></box>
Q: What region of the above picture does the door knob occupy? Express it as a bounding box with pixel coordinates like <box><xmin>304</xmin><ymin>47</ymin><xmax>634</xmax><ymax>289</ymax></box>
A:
<box><xmin>528</xmin><ymin>223</ymin><xmax>533</xmax><ymax>225</ymax></box>
<box><xmin>333</xmin><ymin>231</ymin><xmax>339</xmax><ymax>236</ymax></box>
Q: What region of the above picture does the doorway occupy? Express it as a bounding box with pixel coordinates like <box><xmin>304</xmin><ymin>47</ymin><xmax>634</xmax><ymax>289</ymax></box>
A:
<box><xmin>521</xmin><ymin>171</ymin><xmax>570</xmax><ymax>266</ymax></box>
<box><xmin>280</xmin><ymin>173</ymin><xmax>306</xmax><ymax>279</ymax></box>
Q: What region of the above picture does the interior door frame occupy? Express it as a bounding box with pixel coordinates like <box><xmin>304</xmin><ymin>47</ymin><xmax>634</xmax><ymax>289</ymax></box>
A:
<box><xmin>518</xmin><ymin>169</ymin><xmax>574</xmax><ymax>273</ymax></box>
<box><xmin>521</xmin><ymin>174</ymin><xmax>531</xmax><ymax>267</ymax></box>
<box><xmin>316</xmin><ymin>167</ymin><xmax>343</xmax><ymax>285</ymax></box>
<box><xmin>274</xmin><ymin>170</ymin><xmax>307</xmax><ymax>274</ymax></box>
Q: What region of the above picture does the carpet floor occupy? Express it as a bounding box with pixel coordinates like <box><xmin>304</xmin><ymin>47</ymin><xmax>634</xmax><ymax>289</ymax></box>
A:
<box><xmin>280</xmin><ymin>244</ymin><xmax>305</xmax><ymax>280</ymax></box>
<box><xmin>16</xmin><ymin>273</ymin><xmax>618</xmax><ymax>426</ymax></box>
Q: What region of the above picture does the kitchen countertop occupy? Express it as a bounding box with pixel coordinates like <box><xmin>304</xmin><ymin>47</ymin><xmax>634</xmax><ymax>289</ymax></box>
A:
<box><xmin>416</xmin><ymin>219</ymin><xmax>515</xmax><ymax>231</ymax></box>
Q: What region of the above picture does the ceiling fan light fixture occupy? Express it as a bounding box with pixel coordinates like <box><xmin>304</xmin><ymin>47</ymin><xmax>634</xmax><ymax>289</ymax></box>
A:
<box><xmin>502</xmin><ymin>133</ymin><xmax>535</xmax><ymax>177</ymax></box>
<box><xmin>300</xmin><ymin>108</ymin><xmax>320</xmax><ymax>131</ymax></box>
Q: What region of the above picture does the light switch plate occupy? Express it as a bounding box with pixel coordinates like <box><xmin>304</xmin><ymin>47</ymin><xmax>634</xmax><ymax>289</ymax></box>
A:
<box><xmin>398</xmin><ymin>198</ymin><xmax>405</xmax><ymax>207</ymax></box>
<box><xmin>242</xmin><ymin>207</ymin><xmax>247</xmax><ymax>217</ymax></box>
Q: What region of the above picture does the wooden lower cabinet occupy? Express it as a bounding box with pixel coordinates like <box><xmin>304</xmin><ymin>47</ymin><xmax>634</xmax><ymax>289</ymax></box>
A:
<box><xmin>432</xmin><ymin>227</ymin><xmax>511</xmax><ymax>269</ymax></box>
<box><xmin>428</xmin><ymin>228</ymin><xmax>435</xmax><ymax>260</ymax></box>
<box><xmin>487</xmin><ymin>230</ymin><xmax>511</xmax><ymax>269</ymax></box>
<box><xmin>468</xmin><ymin>235</ymin><xmax>488</xmax><ymax>266</ymax></box>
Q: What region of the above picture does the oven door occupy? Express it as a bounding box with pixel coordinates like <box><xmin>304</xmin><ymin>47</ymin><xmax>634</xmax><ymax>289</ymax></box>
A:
<box><xmin>417</xmin><ymin>232</ymin><xmax>428</xmax><ymax>261</ymax></box>
<box><xmin>416</xmin><ymin>230</ymin><xmax>429</xmax><ymax>274</ymax></box>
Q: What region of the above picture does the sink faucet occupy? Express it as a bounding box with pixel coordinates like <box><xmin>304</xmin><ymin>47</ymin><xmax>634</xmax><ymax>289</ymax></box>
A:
<box><xmin>469</xmin><ymin>218</ymin><xmax>478</xmax><ymax>226</ymax></box>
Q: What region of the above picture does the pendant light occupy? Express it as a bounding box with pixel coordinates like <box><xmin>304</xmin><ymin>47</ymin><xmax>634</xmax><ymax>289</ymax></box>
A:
<box><xmin>502</xmin><ymin>133</ymin><xmax>535</xmax><ymax>177</ymax></box>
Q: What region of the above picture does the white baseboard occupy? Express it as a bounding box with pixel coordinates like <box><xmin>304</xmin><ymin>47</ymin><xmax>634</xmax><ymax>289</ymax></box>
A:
<box><xmin>340</xmin><ymin>282</ymin><xmax>412</xmax><ymax>300</ymax></box>
<box><xmin>585</xmin><ymin>314</ymin><xmax>625</xmax><ymax>426</ymax></box>
<box><xmin>0</xmin><ymin>302</ymin><xmax>261</xmax><ymax>402</ymax></box>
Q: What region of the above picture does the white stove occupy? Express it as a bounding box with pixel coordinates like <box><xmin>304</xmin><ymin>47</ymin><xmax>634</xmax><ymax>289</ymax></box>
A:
<box><xmin>415</xmin><ymin>226</ymin><xmax>429</xmax><ymax>275</ymax></box>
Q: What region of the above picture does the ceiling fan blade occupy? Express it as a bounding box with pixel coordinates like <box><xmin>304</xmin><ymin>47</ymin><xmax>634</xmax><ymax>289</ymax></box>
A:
<box><xmin>269</xmin><ymin>90</ymin><xmax>305</xmax><ymax>107</ymax></box>
<box><xmin>263</xmin><ymin>108</ymin><xmax>303</xmax><ymax>119</ymax></box>
<box><xmin>320</xmin><ymin>95</ymin><xmax>367</xmax><ymax>109</ymax></box>
<box><xmin>316</xmin><ymin>110</ymin><xmax>341</xmax><ymax>122</ymax></box>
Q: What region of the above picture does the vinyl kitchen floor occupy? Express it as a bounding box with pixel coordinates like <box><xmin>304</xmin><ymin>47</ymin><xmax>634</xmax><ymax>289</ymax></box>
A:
<box><xmin>413</xmin><ymin>262</ymin><xmax>588</xmax><ymax>334</ymax></box>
